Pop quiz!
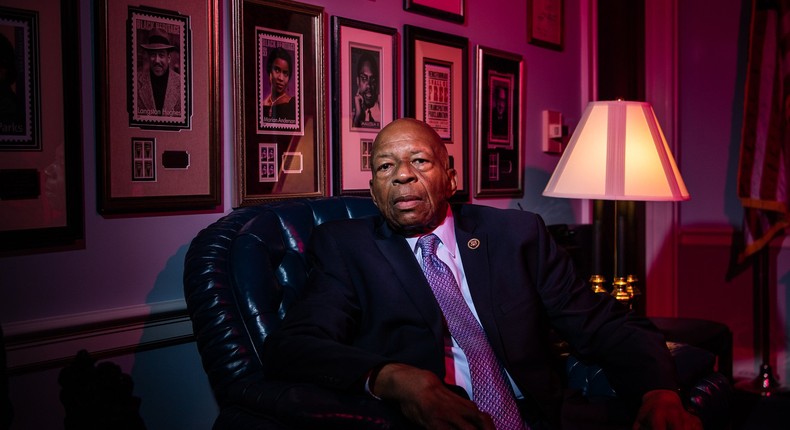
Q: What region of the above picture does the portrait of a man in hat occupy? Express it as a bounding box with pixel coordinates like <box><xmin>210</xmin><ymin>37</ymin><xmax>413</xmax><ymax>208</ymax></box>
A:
<box><xmin>135</xmin><ymin>26</ymin><xmax>182</xmax><ymax>118</ymax></box>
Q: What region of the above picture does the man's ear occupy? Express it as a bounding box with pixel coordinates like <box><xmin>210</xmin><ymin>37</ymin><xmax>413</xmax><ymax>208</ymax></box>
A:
<box><xmin>369</xmin><ymin>180</ymin><xmax>380</xmax><ymax>207</ymax></box>
<box><xmin>447</xmin><ymin>168</ymin><xmax>458</xmax><ymax>197</ymax></box>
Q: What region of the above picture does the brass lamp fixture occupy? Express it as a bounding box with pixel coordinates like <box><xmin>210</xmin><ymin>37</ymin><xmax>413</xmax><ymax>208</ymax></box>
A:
<box><xmin>543</xmin><ymin>101</ymin><xmax>690</xmax><ymax>306</ymax></box>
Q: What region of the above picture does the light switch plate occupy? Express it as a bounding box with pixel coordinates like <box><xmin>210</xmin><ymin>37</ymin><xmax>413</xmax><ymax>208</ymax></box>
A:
<box><xmin>542</xmin><ymin>110</ymin><xmax>564</xmax><ymax>153</ymax></box>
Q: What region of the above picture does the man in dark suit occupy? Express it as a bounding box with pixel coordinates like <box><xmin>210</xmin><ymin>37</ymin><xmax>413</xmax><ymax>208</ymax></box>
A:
<box><xmin>262</xmin><ymin>118</ymin><xmax>700</xmax><ymax>429</ymax></box>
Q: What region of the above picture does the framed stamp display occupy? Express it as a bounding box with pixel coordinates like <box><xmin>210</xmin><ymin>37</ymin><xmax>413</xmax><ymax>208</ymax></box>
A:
<box><xmin>231</xmin><ymin>0</ymin><xmax>326</xmax><ymax>206</ymax></box>
<box><xmin>475</xmin><ymin>45</ymin><xmax>523</xmax><ymax>198</ymax></box>
<box><xmin>96</xmin><ymin>0</ymin><xmax>220</xmax><ymax>214</ymax></box>
<box><xmin>404</xmin><ymin>25</ymin><xmax>468</xmax><ymax>202</ymax></box>
<box><xmin>0</xmin><ymin>0</ymin><xmax>84</xmax><ymax>255</ymax></box>
<box><xmin>404</xmin><ymin>0</ymin><xmax>464</xmax><ymax>24</ymax></box>
<box><xmin>331</xmin><ymin>16</ymin><xmax>398</xmax><ymax>195</ymax></box>
<box><xmin>528</xmin><ymin>0</ymin><xmax>563</xmax><ymax>51</ymax></box>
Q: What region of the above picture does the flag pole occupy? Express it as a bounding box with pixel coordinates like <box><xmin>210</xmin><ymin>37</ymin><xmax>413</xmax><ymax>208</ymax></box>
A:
<box><xmin>753</xmin><ymin>244</ymin><xmax>780</xmax><ymax>394</ymax></box>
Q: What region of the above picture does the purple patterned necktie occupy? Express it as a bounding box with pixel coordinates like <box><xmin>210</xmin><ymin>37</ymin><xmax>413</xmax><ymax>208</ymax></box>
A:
<box><xmin>417</xmin><ymin>234</ymin><xmax>527</xmax><ymax>430</ymax></box>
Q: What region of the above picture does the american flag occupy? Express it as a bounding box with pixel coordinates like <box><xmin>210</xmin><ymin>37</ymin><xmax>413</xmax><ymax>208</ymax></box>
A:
<box><xmin>737</xmin><ymin>0</ymin><xmax>790</xmax><ymax>262</ymax></box>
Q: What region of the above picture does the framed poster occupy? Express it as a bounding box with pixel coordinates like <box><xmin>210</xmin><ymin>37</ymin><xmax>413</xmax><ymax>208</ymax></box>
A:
<box><xmin>0</xmin><ymin>0</ymin><xmax>84</xmax><ymax>255</ymax></box>
<box><xmin>528</xmin><ymin>0</ymin><xmax>563</xmax><ymax>51</ymax></box>
<box><xmin>475</xmin><ymin>45</ymin><xmax>523</xmax><ymax>198</ymax></box>
<box><xmin>404</xmin><ymin>0</ymin><xmax>464</xmax><ymax>23</ymax></box>
<box><xmin>96</xmin><ymin>0</ymin><xmax>220</xmax><ymax>214</ymax></box>
<box><xmin>331</xmin><ymin>16</ymin><xmax>398</xmax><ymax>195</ymax></box>
<box><xmin>232</xmin><ymin>0</ymin><xmax>326</xmax><ymax>206</ymax></box>
<box><xmin>404</xmin><ymin>25</ymin><xmax>468</xmax><ymax>202</ymax></box>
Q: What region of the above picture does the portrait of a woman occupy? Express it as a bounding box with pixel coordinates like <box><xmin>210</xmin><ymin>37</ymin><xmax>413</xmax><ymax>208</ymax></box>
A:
<box><xmin>261</xmin><ymin>47</ymin><xmax>296</xmax><ymax>121</ymax></box>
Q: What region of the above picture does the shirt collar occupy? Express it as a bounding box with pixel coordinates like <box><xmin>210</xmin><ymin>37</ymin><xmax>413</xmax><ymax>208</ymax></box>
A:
<box><xmin>407</xmin><ymin>206</ymin><xmax>457</xmax><ymax>259</ymax></box>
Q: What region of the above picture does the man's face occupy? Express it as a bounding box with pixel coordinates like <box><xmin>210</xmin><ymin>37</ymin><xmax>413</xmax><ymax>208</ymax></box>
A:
<box><xmin>495</xmin><ymin>87</ymin><xmax>507</xmax><ymax>116</ymax></box>
<box><xmin>369</xmin><ymin>119</ymin><xmax>456</xmax><ymax>236</ymax></box>
<box><xmin>148</xmin><ymin>49</ymin><xmax>171</xmax><ymax>77</ymax></box>
<box><xmin>270</xmin><ymin>58</ymin><xmax>291</xmax><ymax>96</ymax></box>
<box><xmin>357</xmin><ymin>60</ymin><xmax>378</xmax><ymax>109</ymax></box>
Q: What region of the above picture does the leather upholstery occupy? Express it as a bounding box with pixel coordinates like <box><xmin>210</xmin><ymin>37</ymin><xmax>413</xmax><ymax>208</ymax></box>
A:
<box><xmin>184</xmin><ymin>196</ymin><xmax>732</xmax><ymax>429</ymax></box>
<box><xmin>185</xmin><ymin>197</ymin><xmax>414</xmax><ymax>429</ymax></box>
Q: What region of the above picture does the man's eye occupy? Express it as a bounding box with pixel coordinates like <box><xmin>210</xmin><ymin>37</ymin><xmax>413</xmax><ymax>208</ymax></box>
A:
<box><xmin>376</xmin><ymin>163</ymin><xmax>392</xmax><ymax>171</ymax></box>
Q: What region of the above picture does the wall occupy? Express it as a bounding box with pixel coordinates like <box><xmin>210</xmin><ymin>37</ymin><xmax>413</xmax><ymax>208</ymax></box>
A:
<box><xmin>675</xmin><ymin>0</ymin><xmax>789</xmax><ymax>386</ymax></box>
<box><xmin>0</xmin><ymin>0</ymin><xmax>585</xmax><ymax>428</ymax></box>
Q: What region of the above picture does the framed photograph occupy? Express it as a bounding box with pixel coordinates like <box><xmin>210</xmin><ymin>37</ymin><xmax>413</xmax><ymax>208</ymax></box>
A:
<box><xmin>96</xmin><ymin>0</ymin><xmax>221</xmax><ymax>214</ymax></box>
<box><xmin>0</xmin><ymin>0</ymin><xmax>84</xmax><ymax>255</ymax></box>
<box><xmin>331</xmin><ymin>17</ymin><xmax>398</xmax><ymax>195</ymax></box>
<box><xmin>404</xmin><ymin>0</ymin><xmax>464</xmax><ymax>23</ymax></box>
<box><xmin>232</xmin><ymin>0</ymin><xmax>326</xmax><ymax>206</ymax></box>
<box><xmin>528</xmin><ymin>0</ymin><xmax>563</xmax><ymax>50</ymax></box>
<box><xmin>475</xmin><ymin>45</ymin><xmax>524</xmax><ymax>198</ymax></box>
<box><xmin>404</xmin><ymin>25</ymin><xmax>469</xmax><ymax>202</ymax></box>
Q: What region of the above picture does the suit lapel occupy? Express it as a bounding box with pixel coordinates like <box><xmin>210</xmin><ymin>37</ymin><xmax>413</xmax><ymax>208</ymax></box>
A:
<box><xmin>454</xmin><ymin>209</ymin><xmax>505</xmax><ymax>353</ymax></box>
<box><xmin>374</xmin><ymin>221</ymin><xmax>444</xmax><ymax>341</ymax></box>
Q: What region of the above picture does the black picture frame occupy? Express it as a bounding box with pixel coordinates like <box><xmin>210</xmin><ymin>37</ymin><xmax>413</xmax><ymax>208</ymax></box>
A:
<box><xmin>404</xmin><ymin>0</ymin><xmax>464</xmax><ymax>24</ymax></box>
<box><xmin>528</xmin><ymin>0</ymin><xmax>563</xmax><ymax>51</ymax></box>
<box><xmin>404</xmin><ymin>25</ymin><xmax>469</xmax><ymax>202</ymax></box>
<box><xmin>0</xmin><ymin>0</ymin><xmax>84</xmax><ymax>255</ymax></box>
<box><xmin>331</xmin><ymin>16</ymin><xmax>398</xmax><ymax>195</ymax></box>
<box><xmin>475</xmin><ymin>45</ymin><xmax>524</xmax><ymax>198</ymax></box>
<box><xmin>231</xmin><ymin>0</ymin><xmax>327</xmax><ymax>206</ymax></box>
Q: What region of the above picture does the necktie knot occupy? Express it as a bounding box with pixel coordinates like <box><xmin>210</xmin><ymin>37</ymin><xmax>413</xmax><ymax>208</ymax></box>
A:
<box><xmin>417</xmin><ymin>234</ymin><xmax>440</xmax><ymax>257</ymax></box>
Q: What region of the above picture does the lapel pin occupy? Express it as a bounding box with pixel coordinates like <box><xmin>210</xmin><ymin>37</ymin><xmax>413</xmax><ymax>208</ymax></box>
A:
<box><xmin>467</xmin><ymin>238</ymin><xmax>480</xmax><ymax>250</ymax></box>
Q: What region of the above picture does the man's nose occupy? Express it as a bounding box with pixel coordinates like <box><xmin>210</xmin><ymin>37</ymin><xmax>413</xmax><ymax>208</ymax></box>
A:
<box><xmin>392</xmin><ymin>163</ymin><xmax>417</xmax><ymax>184</ymax></box>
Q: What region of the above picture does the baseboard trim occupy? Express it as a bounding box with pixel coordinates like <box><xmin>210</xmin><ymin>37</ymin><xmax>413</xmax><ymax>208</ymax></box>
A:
<box><xmin>4</xmin><ymin>299</ymin><xmax>194</xmax><ymax>375</ymax></box>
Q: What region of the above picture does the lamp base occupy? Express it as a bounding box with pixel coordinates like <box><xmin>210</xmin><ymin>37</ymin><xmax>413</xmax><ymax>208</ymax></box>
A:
<box><xmin>589</xmin><ymin>274</ymin><xmax>641</xmax><ymax>309</ymax></box>
<box><xmin>736</xmin><ymin>364</ymin><xmax>788</xmax><ymax>396</ymax></box>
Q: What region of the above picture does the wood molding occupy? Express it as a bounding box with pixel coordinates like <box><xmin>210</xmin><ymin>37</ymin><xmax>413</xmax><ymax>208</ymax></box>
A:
<box><xmin>4</xmin><ymin>299</ymin><xmax>193</xmax><ymax>375</ymax></box>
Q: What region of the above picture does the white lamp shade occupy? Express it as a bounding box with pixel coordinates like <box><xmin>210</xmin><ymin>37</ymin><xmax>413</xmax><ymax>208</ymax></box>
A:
<box><xmin>543</xmin><ymin>101</ymin><xmax>690</xmax><ymax>201</ymax></box>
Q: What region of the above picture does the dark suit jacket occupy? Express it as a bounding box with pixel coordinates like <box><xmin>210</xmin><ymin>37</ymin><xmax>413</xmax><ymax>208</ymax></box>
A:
<box><xmin>262</xmin><ymin>204</ymin><xmax>678</xmax><ymax>425</ymax></box>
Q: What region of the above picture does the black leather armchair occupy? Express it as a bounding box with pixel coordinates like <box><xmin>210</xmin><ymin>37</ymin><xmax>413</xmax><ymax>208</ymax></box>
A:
<box><xmin>184</xmin><ymin>196</ymin><xmax>732</xmax><ymax>429</ymax></box>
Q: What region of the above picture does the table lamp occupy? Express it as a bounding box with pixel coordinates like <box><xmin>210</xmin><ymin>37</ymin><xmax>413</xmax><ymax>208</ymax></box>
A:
<box><xmin>543</xmin><ymin>100</ymin><xmax>690</xmax><ymax>303</ymax></box>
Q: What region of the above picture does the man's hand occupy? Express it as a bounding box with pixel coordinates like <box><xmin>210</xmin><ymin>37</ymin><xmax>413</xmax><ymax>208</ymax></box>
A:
<box><xmin>353</xmin><ymin>92</ymin><xmax>366</xmax><ymax>126</ymax></box>
<box><xmin>373</xmin><ymin>363</ymin><xmax>495</xmax><ymax>430</ymax></box>
<box><xmin>633</xmin><ymin>389</ymin><xmax>702</xmax><ymax>430</ymax></box>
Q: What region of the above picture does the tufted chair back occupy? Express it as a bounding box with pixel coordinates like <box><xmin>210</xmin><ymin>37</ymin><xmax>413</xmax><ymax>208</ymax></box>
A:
<box><xmin>184</xmin><ymin>196</ymin><xmax>407</xmax><ymax>429</ymax></box>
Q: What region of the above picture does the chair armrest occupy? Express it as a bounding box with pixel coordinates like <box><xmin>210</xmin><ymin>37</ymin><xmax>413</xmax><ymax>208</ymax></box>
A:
<box><xmin>564</xmin><ymin>342</ymin><xmax>733</xmax><ymax>429</ymax></box>
<box><xmin>221</xmin><ymin>375</ymin><xmax>419</xmax><ymax>430</ymax></box>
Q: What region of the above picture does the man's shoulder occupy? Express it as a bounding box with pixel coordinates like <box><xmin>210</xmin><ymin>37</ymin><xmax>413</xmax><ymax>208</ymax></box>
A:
<box><xmin>454</xmin><ymin>203</ymin><xmax>545</xmax><ymax>237</ymax></box>
<box><xmin>455</xmin><ymin>203</ymin><xmax>540</xmax><ymax>221</ymax></box>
